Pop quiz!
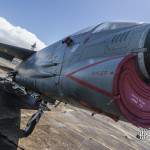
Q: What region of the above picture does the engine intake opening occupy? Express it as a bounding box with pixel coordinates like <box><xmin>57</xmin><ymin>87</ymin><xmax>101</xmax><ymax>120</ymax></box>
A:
<box><xmin>144</xmin><ymin>52</ymin><xmax>150</xmax><ymax>77</ymax></box>
<box><xmin>114</xmin><ymin>55</ymin><xmax>150</xmax><ymax>128</ymax></box>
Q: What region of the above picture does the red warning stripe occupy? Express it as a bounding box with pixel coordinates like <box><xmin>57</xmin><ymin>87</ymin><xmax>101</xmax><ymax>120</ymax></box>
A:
<box><xmin>66</xmin><ymin>55</ymin><xmax>123</xmax><ymax>98</ymax></box>
<box><xmin>68</xmin><ymin>75</ymin><xmax>113</xmax><ymax>97</ymax></box>
<box><xmin>67</xmin><ymin>55</ymin><xmax>123</xmax><ymax>76</ymax></box>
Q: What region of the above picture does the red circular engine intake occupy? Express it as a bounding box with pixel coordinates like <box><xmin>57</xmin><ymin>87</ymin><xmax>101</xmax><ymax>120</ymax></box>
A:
<box><xmin>113</xmin><ymin>54</ymin><xmax>150</xmax><ymax>128</ymax></box>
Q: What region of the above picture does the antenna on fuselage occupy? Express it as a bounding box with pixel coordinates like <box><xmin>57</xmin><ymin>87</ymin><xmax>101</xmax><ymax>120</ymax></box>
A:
<box><xmin>31</xmin><ymin>42</ymin><xmax>36</xmax><ymax>50</ymax></box>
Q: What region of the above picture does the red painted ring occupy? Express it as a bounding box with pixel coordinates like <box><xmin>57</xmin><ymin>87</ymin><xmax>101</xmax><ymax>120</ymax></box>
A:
<box><xmin>113</xmin><ymin>54</ymin><xmax>150</xmax><ymax>128</ymax></box>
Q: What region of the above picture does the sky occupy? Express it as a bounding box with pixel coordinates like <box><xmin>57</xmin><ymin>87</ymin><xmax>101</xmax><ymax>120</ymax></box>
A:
<box><xmin>0</xmin><ymin>0</ymin><xmax>150</xmax><ymax>46</ymax></box>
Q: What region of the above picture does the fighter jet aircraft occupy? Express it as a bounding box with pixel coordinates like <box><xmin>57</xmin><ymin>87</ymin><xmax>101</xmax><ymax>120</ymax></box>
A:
<box><xmin>0</xmin><ymin>22</ymin><xmax>150</xmax><ymax>136</ymax></box>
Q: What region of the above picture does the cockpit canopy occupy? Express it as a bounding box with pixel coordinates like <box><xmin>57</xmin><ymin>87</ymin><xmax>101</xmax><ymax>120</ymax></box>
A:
<box><xmin>73</xmin><ymin>22</ymin><xmax>142</xmax><ymax>35</ymax></box>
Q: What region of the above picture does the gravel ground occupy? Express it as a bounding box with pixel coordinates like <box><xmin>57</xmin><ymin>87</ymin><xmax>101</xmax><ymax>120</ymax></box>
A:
<box><xmin>0</xmin><ymin>102</ymin><xmax>149</xmax><ymax>150</ymax></box>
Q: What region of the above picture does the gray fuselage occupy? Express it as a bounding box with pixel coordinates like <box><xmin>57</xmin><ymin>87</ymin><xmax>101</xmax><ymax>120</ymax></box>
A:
<box><xmin>15</xmin><ymin>22</ymin><xmax>150</xmax><ymax>126</ymax></box>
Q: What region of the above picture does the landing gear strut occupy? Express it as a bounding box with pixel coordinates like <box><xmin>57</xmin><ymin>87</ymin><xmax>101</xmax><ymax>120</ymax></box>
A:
<box><xmin>21</xmin><ymin>100</ymin><xmax>61</xmax><ymax>137</ymax></box>
<box><xmin>21</xmin><ymin>100</ymin><xmax>50</xmax><ymax>137</ymax></box>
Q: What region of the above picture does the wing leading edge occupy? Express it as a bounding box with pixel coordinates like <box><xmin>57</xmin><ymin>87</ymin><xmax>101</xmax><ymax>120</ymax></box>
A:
<box><xmin>0</xmin><ymin>42</ymin><xmax>35</xmax><ymax>61</ymax></box>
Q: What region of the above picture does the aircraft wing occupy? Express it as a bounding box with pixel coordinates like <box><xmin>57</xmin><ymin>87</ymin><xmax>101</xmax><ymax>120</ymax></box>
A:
<box><xmin>0</xmin><ymin>42</ymin><xmax>35</xmax><ymax>61</ymax></box>
<box><xmin>0</xmin><ymin>42</ymin><xmax>35</xmax><ymax>72</ymax></box>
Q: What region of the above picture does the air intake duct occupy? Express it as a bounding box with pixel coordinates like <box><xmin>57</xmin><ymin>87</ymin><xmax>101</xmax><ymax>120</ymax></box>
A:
<box><xmin>144</xmin><ymin>51</ymin><xmax>150</xmax><ymax>77</ymax></box>
<box><xmin>137</xmin><ymin>51</ymin><xmax>150</xmax><ymax>80</ymax></box>
<box><xmin>114</xmin><ymin>54</ymin><xmax>150</xmax><ymax>128</ymax></box>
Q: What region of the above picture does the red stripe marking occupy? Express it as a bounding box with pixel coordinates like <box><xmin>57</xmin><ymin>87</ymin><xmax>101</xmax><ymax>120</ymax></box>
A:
<box><xmin>66</xmin><ymin>55</ymin><xmax>123</xmax><ymax>98</ymax></box>
<box><xmin>69</xmin><ymin>75</ymin><xmax>113</xmax><ymax>97</ymax></box>
<box><xmin>67</xmin><ymin>55</ymin><xmax>123</xmax><ymax>76</ymax></box>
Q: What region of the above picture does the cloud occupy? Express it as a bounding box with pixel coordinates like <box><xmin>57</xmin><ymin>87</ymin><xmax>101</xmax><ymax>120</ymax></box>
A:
<box><xmin>0</xmin><ymin>17</ymin><xmax>46</xmax><ymax>50</ymax></box>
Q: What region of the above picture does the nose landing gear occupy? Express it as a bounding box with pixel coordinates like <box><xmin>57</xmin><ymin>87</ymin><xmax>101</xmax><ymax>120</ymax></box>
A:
<box><xmin>21</xmin><ymin>100</ymin><xmax>61</xmax><ymax>137</ymax></box>
<box><xmin>21</xmin><ymin>100</ymin><xmax>50</xmax><ymax>137</ymax></box>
